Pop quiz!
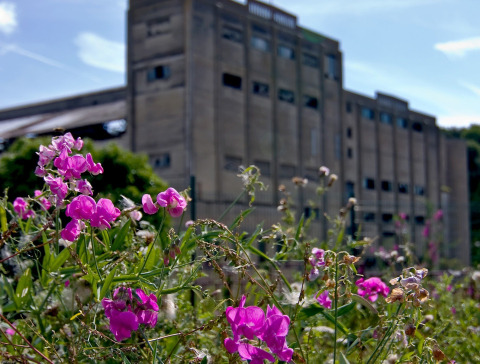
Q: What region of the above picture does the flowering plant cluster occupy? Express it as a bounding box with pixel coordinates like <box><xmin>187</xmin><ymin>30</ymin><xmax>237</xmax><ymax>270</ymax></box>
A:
<box><xmin>0</xmin><ymin>135</ymin><xmax>475</xmax><ymax>363</ymax></box>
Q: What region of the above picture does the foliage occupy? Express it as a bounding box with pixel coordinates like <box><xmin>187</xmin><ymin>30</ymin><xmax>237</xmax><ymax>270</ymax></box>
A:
<box><xmin>0</xmin><ymin>133</ymin><xmax>476</xmax><ymax>363</ymax></box>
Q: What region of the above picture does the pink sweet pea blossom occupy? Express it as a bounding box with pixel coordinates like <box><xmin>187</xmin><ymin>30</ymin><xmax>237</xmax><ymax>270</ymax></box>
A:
<box><xmin>34</xmin><ymin>190</ymin><xmax>51</xmax><ymax>210</ymax></box>
<box><xmin>34</xmin><ymin>166</ymin><xmax>47</xmax><ymax>177</ymax></box>
<box><xmin>61</xmin><ymin>219</ymin><xmax>85</xmax><ymax>242</ymax></box>
<box><xmin>75</xmin><ymin>179</ymin><xmax>93</xmax><ymax>195</ymax></box>
<box><xmin>157</xmin><ymin>188</ymin><xmax>187</xmax><ymax>217</ymax></box>
<box><xmin>44</xmin><ymin>174</ymin><xmax>68</xmax><ymax>201</ymax></box>
<box><xmin>434</xmin><ymin>210</ymin><xmax>443</xmax><ymax>221</ymax></box>
<box><xmin>257</xmin><ymin>305</ymin><xmax>293</xmax><ymax>362</ymax></box>
<box><xmin>90</xmin><ymin>198</ymin><xmax>121</xmax><ymax>230</ymax></box>
<box><xmin>316</xmin><ymin>291</ymin><xmax>332</xmax><ymax>309</ymax></box>
<box><xmin>65</xmin><ymin>280</ymin><xmax>70</xmax><ymax>287</ymax></box>
<box><xmin>185</xmin><ymin>220</ymin><xmax>194</xmax><ymax>228</ymax></box>
<box><xmin>134</xmin><ymin>288</ymin><xmax>159</xmax><ymax>327</ymax></box>
<box><xmin>356</xmin><ymin>277</ymin><xmax>390</xmax><ymax>302</ymax></box>
<box><xmin>308</xmin><ymin>248</ymin><xmax>325</xmax><ymax>281</ymax></box>
<box><xmin>66</xmin><ymin>195</ymin><xmax>97</xmax><ymax>220</ymax></box>
<box><xmin>54</xmin><ymin>150</ymin><xmax>88</xmax><ymax>180</ymax></box>
<box><xmin>13</xmin><ymin>197</ymin><xmax>34</xmax><ymax>220</ymax></box>
<box><xmin>130</xmin><ymin>210</ymin><xmax>142</xmax><ymax>221</ymax></box>
<box><xmin>37</xmin><ymin>145</ymin><xmax>56</xmax><ymax>166</ymax></box>
<box><xmin>51</xmin><ymin>132</ymin><xmax>77</xmax><ymax>153</ymax></box>
<box><xmin>86</xmin><ymin>153</ymin><xmax>104</xmax><ymax>175</ymax></box>
<box><xmin>6</xmin><ymin>328</ymin><xmax>15</xmax><ymax>336</ymax></box>
<box><xmin>142</xmin><ymin>194</ymin><xmax>159</xmax><ymax>215</ymax></box>
<box><xmin>73</xmin><ymin>137</ymin><xmax>83</xmax><ymax>151</ymax></box>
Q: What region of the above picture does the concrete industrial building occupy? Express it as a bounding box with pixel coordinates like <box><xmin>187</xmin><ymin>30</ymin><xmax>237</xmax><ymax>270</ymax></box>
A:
<box><xmin>0</xmin><ymin>0</ymin><xmax>470</xmax><ymax>265</ymax></box>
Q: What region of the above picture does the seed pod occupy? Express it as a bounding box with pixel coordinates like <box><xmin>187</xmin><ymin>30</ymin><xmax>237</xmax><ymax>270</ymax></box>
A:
<box><xmin>326</xmin><ymin>279</ymin><xmax>335</xmax><ymax>288</ymax></box>
<box><xmin>432</xmin><ymin>346</ymin><xmax>445</xmax><ymax>361</ymax></box>
<box><xmin>405</xmin><ymin>323</ymin><xmax>416</xmax><ymax>337</ymax></box>
<box><xmin>163</xmin><ymin>255</ymin><xmax>169</xmax><ymax>266</ymax></box>
<box><xmin>169</xmin><ymin>248</ymin><xmax>175</xmax><ymax>259</ymax></box>
<box><xmin>174</xmin><ymin>244</ymin><xmax>181</xmax><ymax>255</ymax></box>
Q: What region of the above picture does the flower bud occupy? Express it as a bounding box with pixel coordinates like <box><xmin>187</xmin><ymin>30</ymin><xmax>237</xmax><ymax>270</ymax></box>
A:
<box><xmin>169</xmin><ymin>249</ymin><xmax>176</xmax><ymax>259</ymax></box>
<box><xmin>328</xmin><ymin>174</ymin><xmax>338</xmax><ymax>187</ymax></box>
<box><xmin>432</xmin><ymin>346</ymin><xmax>445</xmax><ymax>361</ymax></box>
<box><xmin>278</xmin><ymin>184</ymin><xmax>286</xmax><ymax>192</ymax></box>
<box><xmin>326</xmin><ymin>279</ymin><xmax>335</xmax><ymax>288</ymax></box>
<box><xmin>346</xmin><ymin>197</ymin><xmax>357</xmax><ymax>209</ymax></box>
<box><xmin>405</xmin><ymin>323</ymin><xmax>416</xmax><ymax>337</ymax></box>
<box><xmin>174</xmin><ymin>244</ymin><xmax>181</xmax><ymax>255</ymax></box>
<box><xmin>319</xmin><ymin>166</ymin><xmax>330</xmax><ymax>177</ymax></box>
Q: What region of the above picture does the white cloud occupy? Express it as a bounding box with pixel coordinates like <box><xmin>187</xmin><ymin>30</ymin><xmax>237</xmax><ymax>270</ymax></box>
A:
<box><xmin>75</xmin><ymin>32</ymin><xmax>125</xmax><ymax>73</ymax></box>
<box><xmin>0</xmin><ymin>2</ymin><xmax>17</xmax><ymax>34</ymax></box>
<box><xmin>437</xmin><ymin>115</ymin><xmax>480</xmax><ymax>128</ymax></box>
<box><xmin>434</xmin><ymin>37</ymin><xmax>480</xmax><ymax>57</ymax></box>
<box><xmin>459</xmin><ymin>80</ymin><xmax>480</xmax><ymax>98</ymax></box>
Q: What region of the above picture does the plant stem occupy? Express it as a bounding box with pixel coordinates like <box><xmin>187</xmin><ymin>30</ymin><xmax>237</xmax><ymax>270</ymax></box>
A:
<box><xmin>140</xmin><ymin>328</ymin><xmax>163</xmax><ymax>364</ymax></box>
<box><xmin>91</xmin><ymin>226</ymin><xmax>103</xmax><ymax>283</ymax></box>
<box><xmin>333</xmin><ymin>254</ymin><xmax>339</xmax><ymax>364</ymax></box>
<box><xmin>217</xmin><ymin>190</ymin><xmax>246</xmax><ymax>222</ymax></box>
<box><xmin>138</xmin><ymin>209</ymin><xmax>165</xmax><ymax>276</ymax></box>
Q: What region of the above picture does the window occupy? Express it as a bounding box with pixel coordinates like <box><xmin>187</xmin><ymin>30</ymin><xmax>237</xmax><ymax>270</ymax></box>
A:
<box><xmin>415</xmin><ymin>216</ymin><xmax>425</xmax><ymax>225</ymax></box>
<box><xmin>254</xmin><ymin>160</ymin><xmax>271</xmax><ymax>177</ymax></box>
<box><xmin>305</xmin><ymin>168</ymin><xmax>319</xmax><ymax>182</ymax></box>
<box><xmin>412</xmin><ymin>122</ymin><xmax>423</xmax><ymax>132</ymax></box>
<box><xmin>303</xmin><ymin>53</ymin><xmax>319</xmax><ymax>68</ymax></box>
<box><xmin>364</xmin><ymin>212</ymin><xmax>376</xmax><ymax>222</ymax></box>
<box><xmin>346</xmin><ymin>102</ymin><xmax>352</xmax><ymax>113</ymax></box>
<box><xmin>278</xmin><ymin>45</ymin><xmax>295</xmax><ymax>59</ymax></box>
<box><xmin>398</xmin><ymin>183</ymin><xmax>409</xmax><ymax>194</ymax></box>
<box><xmin>278</xmin><ymin>89</ymin><xmax>295</xmax><ymax>103</ymax></box>
<box><xmin>304</xmin><ymin>95</ymin><xmax>318</xmax><ymax>109</ymax></box>
<box><xmin>361</xmin><ymin>107</ymin><xmax>375</xmax><ymax>120</ymax></box>
<box><xmin>147</xmin><ymin>17</ymin><xmax>170</xmax><ymax>37</ymax></box>
<box><xmin>414</xmin><ymin>185</ymin><xmax>425</xmax><ymax>196</ymax></box>
<box><xmin>223</xmin><ymin>73</ymin><xmax>242</xmax><ymax>89</ymax></box>
<box><xmin>363</xmin><ymin>178</ymin><xmax>375</xmax><ymax>190</ymax></box>
<box><xmin>347</xmin><ymin>147</ymin><xmax>353</xmax><ymax>159</ymax></box>
<box><xmin>380</xmin><ymin>112</ymin><xmax>392</xmax><ymax>124</ymax></box>
<box><xmin>346</xmin><ymin>127</ymin><xmax>352</xmax><ymax>138</ymax></box>
<box><xmin>383</xmin><ymin>231</ymin><xmax>395</xmax><ymax>237</ymax></box>
<box><xmin>325</xmin><ymin>54</ymin><xmax>337</xmax><ymax>79</ymax></box>
<box><xmin>147</xmin><ymin>65</ymin><xmax>171</xmax><ymax>82</ymax></box>
<box><xmin>252</xmin><ymin>82</ymin><xmax>269</xmax><ymax>97</ymax></box>
<box><xmin>251</xmin><ymin>36</ymin><xmax>270</xmax><ymax>52</ymax></box>
<box><xmin>345</xmin><ymin>182</ymin><xmax>355</xmax><ymax>198</ymax></box>
<box><xmin>153</xmin><ymin>153</ymin><xmax>171</xmax><ymax>169</ymax></box>
<box><xmin>222</xmin><ymin>26</ymin><xmax>242</xmax><ymax>43</ymax></box>
<box><xmin>251</xmin><ymin>23</ymin><xmax>268</xmax><ymax>35</ymax></box>
<box><xmin>397</xmin><ymin>117</ymin><xmax>408</xmax><ymax>129</ymax></box>
<box><xmin>381</xmin><ymin>181</ymin><xmax>392</xmax><ymax>192</ymax></box>
<box><xmin>224</xmin><ymin>156</ymin><xmax>242</xmax><ymax>172</ymax></box>
<box><xmin>279</xmin><ymin>164</ymin><xmax>296</xmax><ymax>179</ymax></box>
<box><xmin>304</xmin><ymin>207</ymin><xmax>320</xmax><ymax>220</ymax></box>
<box><xmin>259</xmin><ymin>241</ymin><xmax>266</xmax><ymax>262</ymax></box>
<box><xmin>382</xmin><ymin>213</ymin><xmax>393</xmax><ymax>223</ymax></box>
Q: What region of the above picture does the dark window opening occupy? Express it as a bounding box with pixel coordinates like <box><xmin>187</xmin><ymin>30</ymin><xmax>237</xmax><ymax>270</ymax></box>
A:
<box><xmin>380</xmin><ymin>112</ymin><xmax>392</xmax><ymax>124</ymax></box>
<box><xmin>147</xmin><ymin>65</ymin><xmax>171</xmax><ymax>82</ymax></box>
<box><xmin>147</xmin><ymin>16</ymin><xmax>170</xmax><ymax>37</ymax></box>
<box><xmin>398</xmin><ymin>183</ymin><xmax>409</xmax><ymax>194</ymax></box>
<box><xmin>415</xmin><ymin>216</ymin><xmax>425</xmax><ymax>225</ymax></box>
<box><xmin>347</xmin><ymin>147</ymin><xmax>353</xmax><ymax>159</ymax></box>
<box><xmin>279</xmin><ymin>164</ymin><xmax>296</xmax><ymax>179</ymax></box>
<box><xmin>278</xmin><ymin>89</ymin><xmax>295</xmax><ymax>103</ymax></box>
<box><xmin>278</xmin><ymin>45</ymin><xmax>295</xmax><ymax>59</ymax></box>
<box><xmin>305</xmin><ymin>168</ymin><xmax>320</xmax><ymax>182</ymax></box>
<box><xmin>364</xmin><ymin>212</ymin><xmax>376</xmax><ymax>222</ymax></box>
<box><xmin>222</xmin><ymin>26</ymin><xmax>243</xmax><ymax>43</ymax></box>
<box><xmin>251</xmin><ymin>23</ymin><xmax>268</xmax><ymax>35</ymax></box>
<box><xmin>224</xmin><ymin>156</ymin><xmax>243</xmax><ymax>172</ymax></box>
<box><xmin>346</xmin><ymin>127</ymin><xmax>352</xmax><ymax>138</ymax></box>
<box><xmin>325</xmin><ymin>54</ymin><xmax>337</xmax><ymax>79</ymax></box>
<box><xmin>381</xmin><ymin>180</ymin><xmax>392</xmax><ymax>192</ymax></box>
<box><xmin>361</xmin><ymin>107</ymin><xmax>375</xmax><ymax>120</ymax></box>
<box><xmin>414</xmin><ymin>185</ymin><xmax>425</xmax><ymax>196</ymax></box>
<box><xmin>363</xmin><ymin>178</ymin><xmax>375</xmax><ymax>190</ymax></box>
<box><xmin>304</xmin><ymin>95</ymin><xmax>318</xmax><ymax>109</ymax></box>
<box><xmin>223</xmin><ymin>73</ymin><xmax>242</xmax><ymax>89</ymax></box>
<box><xmin>304</xmin><ymin>207</ymin><xmax>320</xmax><ymax>220</ymax></box>
<box><xmin>397</xmin><ymin>117</ymin><xmax>408</xmax><ymax>128</ymax></box>
<box><xmin>251</xmin><ymin>36</ymin><xmax>270</xmax><ymax>52</ymax></box>
<box><xmin>252</xmin><ymin>81</ymin><xmax>269</xmax><ymax>97</ymax></box>
<box><xmin>345</xmin><ymin>181</ymin><xmax>355</xmax><ymax>198</ymax></box>
<box><xmin>412</xmin><ymin>122</ymin><xmax>423</xmax><ymax>132</ymax></box>
<box><xmin>383</xmin><ymin>231</ymin><xmax>395</xmax><ymax>237</ymax></box>
<box><xmin>259</xmin><ymin>241</ymin><xmax>267</xmax><ymax>262</ymax></box>
<box><xmin>382</xmin><ymin>213</ymin><xmax>393</xmax><ymax>223</ymax></box>
<box><xmin>303</xmin><ymin>53</ymin><xmax>319</xmax><ymax>68</ymax></box>
<box><xmin>254</xmin><ymin>160</ymin><xmax>271</xmax><ymax>177</ymax></box>
<box><xmin>346</xmin><ymin>102</ymin><xmax>352</xmax><ymax>113</ymax></box>
<box><xmin>153</xmin><ymin>153</ymin><xmax>171</xmax><ymax>169</ymax></box>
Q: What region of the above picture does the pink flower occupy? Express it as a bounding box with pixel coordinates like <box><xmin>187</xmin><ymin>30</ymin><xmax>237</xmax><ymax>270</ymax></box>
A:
<box><xmin>65</xmin><ymin>280</ymin><xmax>70</xmax><ymax>287</ymax></box>
<box><xmin>434</xmin><ymin>210</ymin><xmax>443</xmax><ymax>221</ymax></box>
<box><xmin>422</xmin><ymin>225</ymin><xmax>430</xmax><ymax>238</ymax></box>
<box><xmin>13</xmin><ymin>197</ymin><xmax>34</xmax><ymax>220</ymax></box>
<box><xmin>309</xmin><ymin>267</ymin><xmax>320</xmax><ymax>281</ymax></box>
<box><xmin>44</xmin><ymin>174</ymin><xmax>68</xmax><ymax>201</ymax></box>
<box><xmin>356</xmin><ymin>277</ymin><xmax>390</xmax><ymax>302</ymax></box>
<box><xmin>447</xmin><ymin>285</ymin><xmax>452</xmax><ymax>292</ymax></box>
<box><xmin>257</xmin><ymin>305</ymin><xmax>293</xmax><ymax>362</ymax></box>
<box><xmin>134</xmin><ymin>289</ymin><xmax>159</xmax><ymax>327</ymax></box>
<box><xmin>316</xmin><ymin>291</ymin><xmax>332</xmax><ymax>309</ymax></box>
<box><xmin>157</xmin><ymin>188</ymin><xmax>187</xmax><ymax>217</ymax></box>
<box><xmin>73</xmin><ymin>137</ymin><xmax>83</xmax><ymax>151</ymax></box>
<box><xmin>34</xmin><ymin>166</ymin><xmax>47</xmax><ymax>177</ymax></box>
<box><xmin>75</xmin><ymin>179</ymin><xmax>93</xmax><ymax>195</ymax></box>
<box><xmin>90</xmin><ymin>198</ymin><xmax>120</xmax><ymax>230</ymax></box>
<box><xmin>86</xmin><ymin>153</ymin><xmax>104</xmax><ymax>175</ymax></box>
<box><xmin>185</xmin><ymin>220</ymin><xmax>194</xmax><ymax>228</ymax></box>
<box><xmin>66</xmin><ymin>195</ymin><xmax>97</xmax><ymax>220</ymax></box>
<box><xmin>107</xmin><ymin>309</ymin><xmax>139</xmax><ymax>342</ymax></box>
<box><xmin>142</xmin><ymin>194</ymin><xmax>159</xmax><ymax>215</ymax></box>
<box><xmin>6</xmin><ymin>328</ymin><xmax>15</xmax><ymax>336</ymax></box>
<box><xmin>451</xmin><ymin>307</ymin><xmax>456</xmax><ymax>315</ymax></box>
<box><xmin>399</xmin><ymin>213</ymin><xmax>408</xmax><ymax>220</ymax></box>
<box><xmin>54</xmin><ymin>150</ymin><xmax>88</xmax><ymax>180</ymax></box>
<box><xmin>61</xmin><ymin>219</ymin><xmax>85</xmax><ymax>242</ymax></box>
<box><xmin>51</xmin><ymin>132</ymin><xmax>77</xmax><ymax>153</ymax></box>
<box><xmin>34</xmin><ymin>190</ymin><xmax>51</xmax><ymax>210</ymax></box>
<box><xmin>37</xmin><ymin>145</ymin><xmax>56</xmax><ymax>166</ymax></box>
<box><xmin>130</xmin><ymin>210</ymin><xmax>142</xmax><ymax>221</ymax></box>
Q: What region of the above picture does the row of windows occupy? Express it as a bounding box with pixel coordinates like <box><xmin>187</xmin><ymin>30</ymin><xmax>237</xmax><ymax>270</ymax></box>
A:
<box><xmin>363</xmin><ymin>178</ymin><xmax>425</xmax><ymax>195</ymax></box>
<box><xmin>364</xmin><ymin>212</ymin><xmax>426</xmax><ymax>225</ymax></box>
<box><xmin>223</xmin><ymin>73</ymin><xmax>319</xmax><ymax>108</ymax></box>
<box><xmin>349</xmin><ymin>105</ymin><xmax>423</xmax><ymax>132</ymax></box>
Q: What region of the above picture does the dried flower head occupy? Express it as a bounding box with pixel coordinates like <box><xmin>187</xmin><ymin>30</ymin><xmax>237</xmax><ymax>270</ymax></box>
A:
<box><xmin>327</xmin><ymin>174</ymin><xmax>338</xmax><ymax>187</ymax></box>
<box><xmin>292</xmin><ymin>177</ymin><xmax>308</xmax><ymax>187</ymax></box>
<box><xmin>319</xmin><ymin>166</ymin><xmax>330</xmax><ymax>177</ymax></box>
<box><xmin>343</xmin><ymin>254</ymin><xmax>360</xmax><ymax>265</ymax></box>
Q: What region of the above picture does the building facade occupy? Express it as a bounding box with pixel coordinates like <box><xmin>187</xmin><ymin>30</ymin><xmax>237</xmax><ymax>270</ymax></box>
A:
<box><xmin>0</xmin><ymin>0</ymin><xmax>470</xmax><ymax>265</ymax></box>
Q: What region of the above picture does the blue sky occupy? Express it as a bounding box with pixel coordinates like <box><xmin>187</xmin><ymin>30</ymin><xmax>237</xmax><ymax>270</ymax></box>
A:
<box><xmin>0</xmin><ymin>0</ymin><xmax>479</xmax><ymax>128</ymax></box>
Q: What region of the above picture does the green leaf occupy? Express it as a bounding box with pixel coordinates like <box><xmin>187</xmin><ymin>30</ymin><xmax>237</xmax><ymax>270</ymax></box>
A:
<box><xmin>50</xmin><ymin>248</ymin><xmax>71</xmax><ymax>271</ymax></box>
<box><xmin>101</xmin><ymin>230</ymin><xmax>111</xmax><ymax>252</ymax></box>
<box><xmin>2</xmin><ymin>275</ymin><xmax>19</xmax><ymax>308</ymax></box>
<box><xmin>246</xmin><ymin>223</ymin><xmax>264</xmax><ymax>247</ymax></box>
<box><xmin>120</xmin><ymin>352</ymin><xmax>132</xmax><ymax>364</ymax></box>
<box><xmin>0</xmin><ymin>206</ymin><xmax>7</xmax><ymax>233</ymax></box>
<box><xmin>200</xmin><ymin>356</ymin><xmax>208</xmax><ymax>364</ymax></box>
<box><xmin>229</xmin><ymin>208</ymin><xmax>254</xmax><ymax>230</ymax></box>
<box><xmin>144</xmin><ymin>244</ymin><xmax>159</xmax><ymax>272</ymax></box>
<box><xmin>247</xmin><ymin>245</ymin><xmax>270</xmax><ymax>262</ymax></box>
<box><xmin>297</xmin><ymin>304</ymin><xmax>350</xmax><ymax>334</ymax></box>
<box><xmin>339</xmin><ymin>352</ymin><xmax>350</xmax><ymax>364</ymax></box>
<box><xmin>100</xmin><ymin>265</ymin><xmax>118</xmax><ymax>300</ymax></box>
<box><xmin>16</xmin><ymin>268</ymin><xmax>32</xmax><ymax>305</ymax></box>
<box><xmin>295</xmin><ymin>214</ymin><xmax>305</xmax><ymax>241</ymax></box>
<box><xmin>25</xmin><ymin>216</ymin><xmax>33</xmax><ymax>233</ymax></box>
<box><xmin>336</xmin><ymin>226</ymin><xmax>345</xmax><ymax>247</ymax></box>
<box><xmin>334</xmin><ymin>301</ymin><xmax>356</xmax><ymax>317</ymax></box>
<box><xmin>111</xmin><ymin>218</ymin><xmax>131</xmax><ymax>251</ymax></box>
<box><xmin>351</xmin><ymin>294</ymin><xmax>378</xmax><ymax>315</ymax></box>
